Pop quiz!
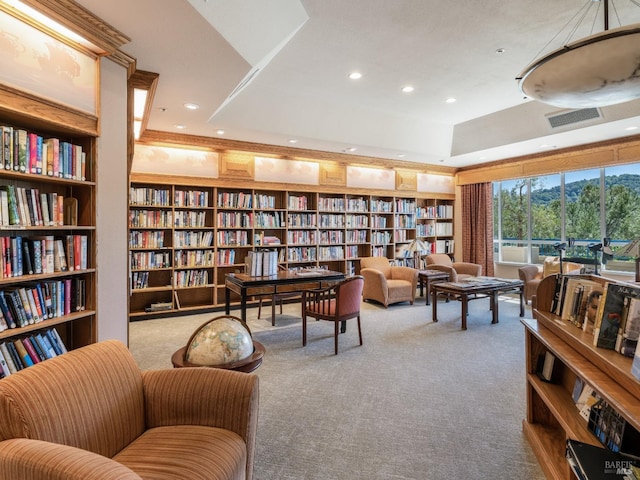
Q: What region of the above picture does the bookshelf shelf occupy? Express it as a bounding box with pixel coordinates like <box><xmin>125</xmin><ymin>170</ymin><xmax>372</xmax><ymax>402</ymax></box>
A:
<box><xmin>129</xmin><ymin>176</ymin><xmax>455</xmax><ymax>318</ymax></box>
<box><xmin>523</xmin><ymin>274</ymin><xmax>640</xmax><ymax>479</ymax></box>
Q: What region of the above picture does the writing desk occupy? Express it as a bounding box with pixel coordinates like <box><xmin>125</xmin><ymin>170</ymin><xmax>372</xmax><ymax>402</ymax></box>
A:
<box><xmin>225</xmin><ymin>270</ymin><xmax>345</xmax><ymax>321</ymax></box>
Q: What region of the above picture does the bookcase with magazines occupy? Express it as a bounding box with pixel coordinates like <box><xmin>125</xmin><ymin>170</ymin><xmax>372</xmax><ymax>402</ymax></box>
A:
<box><xmin>0</xmin><ymin>106</ymin><xmax>97</xmax><ymax>378</ymax></box>
<box><xmin>522</xmin><ymin>274</ymin><xmax>640</xmax><ymax>480</ymax></box>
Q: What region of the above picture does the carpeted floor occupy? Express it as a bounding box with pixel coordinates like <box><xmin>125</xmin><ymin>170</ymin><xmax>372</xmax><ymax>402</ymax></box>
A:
<box><xmin>129</xmin><ymin>293</ymin><xmax>546</xmax><ymax>480</ymax></box>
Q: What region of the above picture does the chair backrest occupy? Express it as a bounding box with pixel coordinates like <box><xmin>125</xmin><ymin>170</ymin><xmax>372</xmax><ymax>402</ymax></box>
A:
<box><xmin>425</xmin><ymin>253</ymin><xmax>453</xmax><ymax>267</ymax></box>
<box><xmin>360</xmin><ymin>257</ymin><xmax>391</xmax><ymax>278</ymax></box>
<box><xmin>336</xmin><ymin>276</ymin><xmax>364</xmax><ymax>317</ymax></box>
<box><xmin>518</xmin><ymin>265</ymin><xmax>540</xmax><ymax>282</ymax></box>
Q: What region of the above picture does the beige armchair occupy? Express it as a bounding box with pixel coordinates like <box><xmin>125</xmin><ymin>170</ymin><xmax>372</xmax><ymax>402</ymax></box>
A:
<box><xmin>360</xmin><ymin>256</ymin><xmax>418</xmax><ymax>307</ymax></box>
<box><xmin>0</xmin><ymin>340</ymin><xmax>259</xmax><ymax>480</ymax></box>
<box><xmin>424</xmin><ymin>253</ymin><xmax>482</xmax><ymax>282</ymax></box>
<box><xmin>518</xmin><ymin>265</ymin><xmax>543</xmax><ymax>305</ymax></box>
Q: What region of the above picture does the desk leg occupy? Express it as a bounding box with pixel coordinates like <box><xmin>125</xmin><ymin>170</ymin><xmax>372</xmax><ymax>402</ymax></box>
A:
<box><xmin>432</xmin><ymin>289</ymin><xmax>438</xmax><ymax>322</ymax></box>
<box><xmin>425</xmin><ymin>278</ymin><xmax>431</xmax><ymax>306</ymax></box>
<box><xmin>519</xmin><ymin>287</ymin><xmax>525</xmax><ymax>317</ymax></box>
<box><xmin>491</xmin><ymin>291</ymin><xmax>499</xmax><ymax>324</ymax></box>
<box><xmin>419</xmin><ymin>277</ymin><xmax>424</xmax><ymax>298</ymax></box>
<box><xmin>225</xmin><ymin>287</ymin><xmax>231</xmax><ymax>315</ymax></box>
<box><xmin>240</xmin><ymin>291</ymin><xmax>247</xmax><ymax>322</ymax></box>
<box><xmin>461</xmin><ymin>294</ymin><xmax>468</xmax><ymax>330</ymax></box>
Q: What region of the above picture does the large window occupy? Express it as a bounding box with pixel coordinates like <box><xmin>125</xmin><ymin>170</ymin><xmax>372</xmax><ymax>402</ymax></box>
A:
<box><xmin>493</xmin><ymin>165</ymin><xmax>640</xmax><ymax>274</ymax></box>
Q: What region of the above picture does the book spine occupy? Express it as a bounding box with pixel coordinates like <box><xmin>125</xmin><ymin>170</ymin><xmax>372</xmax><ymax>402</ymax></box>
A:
<box><xmin>0</xmin><ymin>342</ymin><xmax>19</xmax><ymax>373</ymax></box>
<box><xmin>28</xmin><ymin>334</ymin><xmax>46</xmax><ymax>361</ymax></box>
<box><xmin>35</xmin><ymin>333</ymin><xmax>56</xmax><ymax>358</ymax></box>
<box><xmin>4</xmin><ymin>341</ymin><xmax>23</xmax><ymax>370</ymax></box>
<box><xmin>21</xmin><ymin>336</ymin><xmax>41</xmax><ymax>363</ymax></box>
<box><xmin>0</xmin><ymin>291</ymin><xmax>17</xmax><ymax>329</ymax></box>
<box><xmin>13</xmin><ymin>338</ymin><xmax>34</xmax><ymax>367</ymax></box>
<box><xmin>0</xmin><ymin>348</ymin><xmax>10</xmax><ymax>377</ymax></box>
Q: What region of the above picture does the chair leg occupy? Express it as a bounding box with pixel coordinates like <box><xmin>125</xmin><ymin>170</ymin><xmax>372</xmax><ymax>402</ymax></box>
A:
<box><xmin>357</xmin><ymin>315</ymin><xmax>363</xmax><ymax>346</ymax></box>
<box><xmin>271</xmin><ymin>296</ymin><xmax>276</xmax><ymax>326</ymax></box>
<box><xmin>257</xmin><ymin>298</ymin><xmax>263</xmax><ymax>319</ymax></box>
<box><xmin>302</xmin><ymin>313</ymin><xmax>307</xmax><ymax>346</ymax></box>
<box><xmin>334</xmin><ymin>321</ymin><xmax>339</xmax><ymax>355</ymax></box>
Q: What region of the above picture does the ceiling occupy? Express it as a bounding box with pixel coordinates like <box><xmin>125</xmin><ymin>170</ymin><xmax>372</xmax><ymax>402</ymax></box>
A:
<box><xmin>76</xmin><ymin>0</ymin><xmax>640</xmax><ymax>170</ymax></box>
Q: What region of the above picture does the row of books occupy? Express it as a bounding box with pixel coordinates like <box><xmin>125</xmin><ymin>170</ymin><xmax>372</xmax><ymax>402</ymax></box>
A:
<box><xmin>0</xmin><ymin>278</ymin><xmax>86</xmax><ymax>330</ymax></box>
<box><xmin>0</xmin><ymin>186</ymin><xmax>74</xmax><ymax>227</ymax></box>
<box><xmin>245</xmin><ymin>250</ymin><xmax>279</xmax><ymax>277</ymax></box>
<box><xmin>1</xmin><ymin>126</ymin><xmax>87</xmax><ymax>181</ymax></box>
<box><xmin>129</xmin><ymin>187</ymin><xmax>171</xmax><ymax>206</ymax></box>
<box><xmin>1</xmin><ymin>235</ymin><xmax>88</xmax><ymax>279</ymax></box>
<box><xmin>0</xmin><ymin>328</ymin><xmax>68</xmax><ymax>378</ymax></box>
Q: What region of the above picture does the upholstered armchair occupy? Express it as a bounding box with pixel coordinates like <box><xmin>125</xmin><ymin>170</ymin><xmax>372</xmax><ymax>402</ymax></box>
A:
<box><xmin>360</xmin><ymin>257</ymin><xmax>418</xmax><ymax>307</ymax></box>
<box><xmin>0</xmin><ymin>340</ymin><xmax>259</xmax><ymax>480</ymax></box>
<box><xmin>518</xmin><ymin>264</ymin><xmax>543</xmax><ymax>305</ymax></box>
<box><xmin>302</xmin><ymin>275</ymin><xmax>364</xmax><ymax>354</ymax></box>
<box><xmin>424</xmin><ymin>253</ymin><xmax>482</xmax><ymax>282</ymax></box>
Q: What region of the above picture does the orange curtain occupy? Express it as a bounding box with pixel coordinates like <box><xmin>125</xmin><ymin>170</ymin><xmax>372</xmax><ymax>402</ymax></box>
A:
<box><xmin>461</xmin><ymin>183</ymin><xmax>494</xmax><ymax>276</ymax></box>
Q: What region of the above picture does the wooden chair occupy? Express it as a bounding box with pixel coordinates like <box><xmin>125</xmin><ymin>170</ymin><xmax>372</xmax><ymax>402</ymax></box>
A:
<box><xmin>257</xmin><ymin>265</ymin><xmax>301</xmax><ymax>325</ymax></box>
<box><xmin>301</xmin><ymin>275</ymin><xmax>364</xmax><ymax>355</ymax></box>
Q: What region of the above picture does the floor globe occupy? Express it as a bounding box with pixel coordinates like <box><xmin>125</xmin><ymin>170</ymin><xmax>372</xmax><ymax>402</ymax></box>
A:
<box><xmin>185</xmin><ymin>315</ymin><xmax>254</xmax><ymax>366</ymax></box>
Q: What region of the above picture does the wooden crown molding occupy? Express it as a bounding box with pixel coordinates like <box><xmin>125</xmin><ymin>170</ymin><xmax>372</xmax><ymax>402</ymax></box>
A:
<box><xmin>17</xmin><ymin>0</ymin><xmax>130</xmax><ymax>54</ymax></box>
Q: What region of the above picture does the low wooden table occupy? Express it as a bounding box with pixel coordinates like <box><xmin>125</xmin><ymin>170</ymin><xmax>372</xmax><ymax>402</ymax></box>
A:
<box><xmin>418</xmin><ymin>269</ymin><xmax>450</xmax><ymax>305</ymax></box>
<box><xmin>431</xmin><ymin>277</ymin><xmax>524</xmax><ymax>330</ymax></box>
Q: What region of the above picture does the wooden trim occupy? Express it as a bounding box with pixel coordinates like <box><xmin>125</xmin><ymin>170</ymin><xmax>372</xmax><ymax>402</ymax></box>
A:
<box><xmin>130</xmin><ymin>70</ymin><xmax>159</xmax><ymax>141</ymax></box>
<box><xmin>456</xmin><ymin>134</ymin><xmax>640</xmax><ymax>185</ymax></box>
<box><xmin>319</xmin><ymin>163</ymin><xmax>346</xmax><ymax>186</ymax></box>
<box><xmin>219</xmin><ymin>151</ymin><xmax>255</xmax><ymax>179</ymax></box>
<box><xmin>0</xmin><ymin>84</ymin><xmax>98</xmax><ymax>136</ymax></box>
<box><xmin>139</xmin><ymin>129</ymin><xmax>457</xmax><ymax>175</ymax></box>
<box><xmin>16</xmin><ymin>0</ymin><xmax>130</xmax><ymax>55</ymax></box>
<box><xmin>396</xmin><ymin>169</ymin><xmax>417</xmax><ymax>191</ymax></box>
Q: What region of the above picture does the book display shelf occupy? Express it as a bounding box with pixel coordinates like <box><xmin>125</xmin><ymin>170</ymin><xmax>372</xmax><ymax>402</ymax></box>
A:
<box><xmin>129</xmin><ymin>176</ymin><xmax>455</xmax><ymax>318</ymax></box>
<box><xmin>0</xmin><ymin>105</ymin><xmax>97</xmax><ymax>375</ymax></box>
<box><xmin>522</xmin><ymin>274</ymin><xmax>640</xmax><ymax>480</ymax></box>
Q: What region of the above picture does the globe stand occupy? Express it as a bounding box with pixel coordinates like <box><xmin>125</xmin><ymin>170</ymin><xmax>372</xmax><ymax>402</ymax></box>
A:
<box><xmin>171</xmin><ymin>341</ymin><xmax>265</xmax><ymax>373</ymax></box>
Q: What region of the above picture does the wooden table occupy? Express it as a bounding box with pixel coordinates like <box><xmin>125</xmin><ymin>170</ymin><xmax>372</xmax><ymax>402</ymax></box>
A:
<box><xmin>418</xmin><ymin>269</ymin><xmax>450</xmax><ymax>305</ymax></box>
<box><xmin>225</xmin><ymin>270</ymin><xmax>346</xmax><ymax>321</ymax></box>
<box><xmin>431</xmin><ymin>277</ymin><xmax>524</xmax><ymax>330</ymax></box>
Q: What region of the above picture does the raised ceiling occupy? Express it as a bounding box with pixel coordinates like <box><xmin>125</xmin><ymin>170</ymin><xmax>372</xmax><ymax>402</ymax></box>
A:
<box><xmin>77</xmin><ymin>0</ymin><xmax>640</xmax><ymax>169</ymax></box>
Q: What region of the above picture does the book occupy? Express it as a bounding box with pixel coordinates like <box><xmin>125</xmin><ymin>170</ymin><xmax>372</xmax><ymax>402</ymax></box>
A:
<box><xmin>3</xmin><ymin>341</ymin><xmax>23</xmax><ymax>371</ymax></box>
<box><xmin>594</xmin><ymin>283</ymin><xmax>640</xmax><ymax>350</ymax></box>
<box><xmin>619</xmin><ymin>296</ymin><xmax>640</xmax><ymax>357</ymax></box>
<box><xmin>13</xmin><ymin>338</ymin><xmax>34</xmax><ymax>367</ymax></box>
<box><xmin>632</xmin><ymin>340</ymin><xmax>640</xmax><ymax>381</ymax></box>
<box><xmin>0</xmin><ymin>291</ymin><xmax>16</xmax><ymax>329</ymax></box>
<box><xmin>566</xmin><ymin>439</ymin><xmax>639</xmax><ymax>479</ymax></box>
<box><xmin>0</xmin><ymin>342</ymin><xmax>19</xmax><ymax>373</ymax></box>
<box><xmin>1</xmin><ymin>125</ymin><xmax>13</xmax><ymax>170</ymax></box>
<box><xmin>0</xmin><ymin>348</ymin><xmax>10</xmax><ymax>378</ymax></box>
<box><xmin>21</xmin><ymin>336</ymin><xmax>41</xmax><ymax>364</ymax></box>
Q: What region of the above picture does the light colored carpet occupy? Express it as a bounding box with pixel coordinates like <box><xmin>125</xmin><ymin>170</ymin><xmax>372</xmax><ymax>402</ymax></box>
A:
<box><xmin>129</xmin><ymin>294</ymin><xmax>545</xmax><ymax>480</ymax></box>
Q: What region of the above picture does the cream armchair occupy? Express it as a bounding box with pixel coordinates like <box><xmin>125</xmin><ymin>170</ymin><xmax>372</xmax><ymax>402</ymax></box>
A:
<box><xmin>360</xmin><ymin>256</ymin><xmax>418</xmax><ymax>307</ymax></box>
<box><xmin>0</xmin><ymin>340</ymin><xmax>259</xmax><ymax>480</ymax></box>
<box><xmin>424</xmin><ymin>253</ymin><xmax>482</xmax><ymax>282</ymax></box>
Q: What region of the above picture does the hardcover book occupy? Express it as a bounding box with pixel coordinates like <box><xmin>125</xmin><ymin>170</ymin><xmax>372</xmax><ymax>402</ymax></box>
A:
<box><xmin>595</xmin><ymin>283</ymin><xmax>640</xmax><ymax>350</ymax></box>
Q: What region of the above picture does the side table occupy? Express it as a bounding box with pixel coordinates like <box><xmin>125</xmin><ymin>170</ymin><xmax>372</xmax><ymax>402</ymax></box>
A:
<box><xmin>171</xmin><ymin>340</ymin><xmax>266</xmax><ymax>373</ymax></box>
<box><xmin>418</xmin><ymin>269</ymin><xmax>450</xmax><ymax>305</ymax></box>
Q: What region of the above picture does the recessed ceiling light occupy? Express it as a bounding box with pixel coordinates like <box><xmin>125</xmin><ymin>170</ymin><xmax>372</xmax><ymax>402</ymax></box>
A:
<box><xmin>184</xmin><ymin>103</ymin><xmax>199</xmax><ymax>110</ymax></box>
<box><xmin>216</xmin><ymin>129</ymin><xmax>225</xmax><ymax>135</ymax></box>
<box><xmin>174</xmin><ymin>124</ymin><xmax>186</xmax><ymax>130</ymax></box>
<box><xmin>349</xmin><ymin>72</ymin><xmax>362</xmax><ymax>80</ymax></box>
<box><xmin>348</xmin><ymin>147</ymin><xmax>357</xmax><ymax>152</ymax></box>
<box><xmin>401</xmin><ymin>86</ymin><xmax>414</xmax><ymax>93</ymax></box>
<box><xmin>625</xmin><ymin>126</ymin><xmax>638</xmax><ymax>131</ymax></box>
<box><xmin>289</xmin><ymin>139</ymin><xmax>298</xmax><ymax>144</ymax></box>
<box><xmin>445</xmin><ymin>97</ymin><xmax>457</xmax><ymax>103</ymax></box>
<box><xmin>397</xmin><ymin>154</ymin><xmax>405</xmax><ymax>158</ymax></box>
<box><xmin>496</xmin><ymin>48</ymin><xmax>505</xmax><ymax>54</ymax></box>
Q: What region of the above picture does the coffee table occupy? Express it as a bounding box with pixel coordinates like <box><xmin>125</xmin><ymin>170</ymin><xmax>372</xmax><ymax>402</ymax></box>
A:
<box><xmin>418</xmin><ymin>269</ymin><xmax>450</xmax><ymax>305</ymax></box>
<box><xmin>431</xmin><ymin>277</ymin><xmax>524</xmax><ymax>330</ymax></box>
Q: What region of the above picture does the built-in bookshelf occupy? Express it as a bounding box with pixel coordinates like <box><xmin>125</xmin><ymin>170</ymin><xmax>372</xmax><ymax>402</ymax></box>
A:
<box><xmin>0</xmin><ymin>113</ymin><xmax>97</xmax><ymax>373</ymax></box>
<box><xmin>129</xmin><ymin>176</ymin><xmax>455</xmax><ymax>318</ymax></box>
<box><xmin>522</xmin><ymin>274</ymin><xmax>640</xmax><ymax>480</ymax></box>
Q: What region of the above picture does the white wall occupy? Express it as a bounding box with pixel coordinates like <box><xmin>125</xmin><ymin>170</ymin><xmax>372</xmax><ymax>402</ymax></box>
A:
<box><xmin>96</xmin><ymin>57</ymin><xmax>129</xmax><ymax>343</ymax></box>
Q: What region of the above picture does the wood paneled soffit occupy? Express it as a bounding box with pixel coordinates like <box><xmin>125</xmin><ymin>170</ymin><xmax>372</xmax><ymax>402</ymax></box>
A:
<box><xmin>16</xmin><ymin>0</ymin><xmax>130</xmax><ymax>55</ymax></box>
<box><xmin>139</xmin><ymin>129</ymin><xmax>456</xmax><ymax>176</ymax></box>
<box><xmin>456</xmin><ymin>134</ymin><xmax>640</xmax><ymax>186</ymax></box>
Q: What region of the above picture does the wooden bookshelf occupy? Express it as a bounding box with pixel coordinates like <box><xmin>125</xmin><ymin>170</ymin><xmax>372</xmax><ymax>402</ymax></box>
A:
<box><xmin>129</xmin><ymin>176</ymin><xmax>455</xmax><ymax>318</ymax></box>
<box><xmin>0</xmin><ymin>102</ymin><xmax>98</xmax><ymax>365</ymax></box>
<box><xmin>523</xmin><ymin>274</ymin><xmax>640</xmax><ymax>479</ymax></box>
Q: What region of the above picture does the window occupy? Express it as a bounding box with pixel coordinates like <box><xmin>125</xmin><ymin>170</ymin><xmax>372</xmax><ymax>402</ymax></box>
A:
<box><xmin>493</xmin><ymin>164</ymin><xmax>640</xmax><ymax>275</ymax></box>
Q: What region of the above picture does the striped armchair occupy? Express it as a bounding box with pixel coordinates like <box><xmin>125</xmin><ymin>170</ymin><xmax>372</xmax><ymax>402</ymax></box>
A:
<box><xmin>0</xmin><ymin>340</ymin><xmax>259</xmax><ymax>480</ymax></box>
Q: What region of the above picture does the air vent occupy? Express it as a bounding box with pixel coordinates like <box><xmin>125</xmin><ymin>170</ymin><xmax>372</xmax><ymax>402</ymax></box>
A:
<box><xmin>547</xmin><ymin>108</ymin><xmax>602</xmax><ymax>129</ymax></box>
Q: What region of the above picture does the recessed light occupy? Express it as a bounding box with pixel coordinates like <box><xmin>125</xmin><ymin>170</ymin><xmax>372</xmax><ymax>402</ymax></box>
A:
<box><xmin>349</xmin><ymin>72</ymin><xmax>362</xmax><ymax>80</ymax></box>
<box><xmin>289</xmin><ymin>139</ymin><xmax>298</xmax><ymax>144</ymax></box>
<box><xmin>445</xmin><ymin>97</ymin><xmax>457</xmax><ymax>103</ymax></box>
<box><xmin>216</xmin><ymin>129</ymin><xmax>225</xmax><ymax>135</ymax></box>
<box><xmin>174</xmin><ymin>124</ymin><xmax>186</xmax><ymax>130</ymax></box>
<box><xmin>397</xmin><ymin>154</ymin><xmax>405</xmax><ymax>158</ymax></box>
<box><xmin>625</xmin><ymin>126</ymin><xmax>638</xmax><ymax>131</ymax></box>
<box><xmin>184</xmin><ymin>103</ymin><xmax>199</xmax><ymax>110</ymax></box>
<box><xmin>348</xmin><ymin>147</ymin><xmax>357</xmax><ymax>152</ymax></box>
<box><xmin>495</xmin><ymin>48</ymin><xmax>505</xmax><ymax>54</ymax></box>
<box><xmin>401</xmin><ymin>86</ymin><xmax>414</xmax><ymax>93</ymax></box>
